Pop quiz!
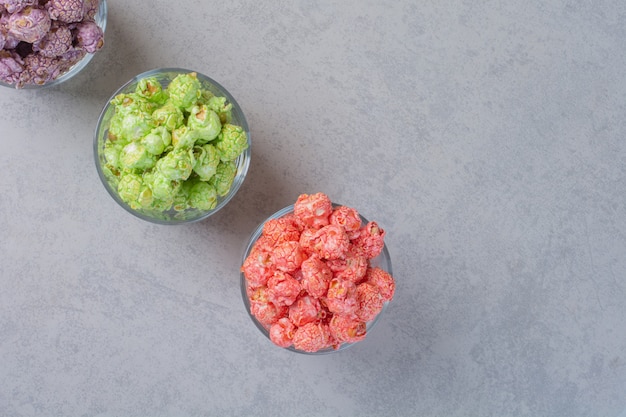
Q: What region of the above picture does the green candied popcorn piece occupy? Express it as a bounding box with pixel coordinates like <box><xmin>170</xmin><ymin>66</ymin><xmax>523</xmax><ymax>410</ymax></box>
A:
<box><xmin>207</xmin><ymin>96</ymin><xmax>232</xmax><ymax>124</ymax></box>
<box><xmin>135</xmin><ymin>77</ymin><xmax>168</xmax><ymax>104</ymax></box>
<box><xmin>209</xmin><ymin>160</ymin><xmax>237</xmax><ymax>197</ymax></box>
<box><xmin>215</xmin><ymin>124</ymin><xmax>248</xmax><ymax>162</ymax></box>
<box><xmin>167</xmin><ymin>72</ymin><xmax>201</xmax><ymax>110</ymax></box>
<box><xmin>188</xmin><ymin>104</ymin><xmax>221</xmax><ymax>143</ymax></box>
<box><xmin>120</xmin><ymin>142</ymin><xmax>156</xmax><ymax>171</ymax></box>
<box><xmin>103</xmin><ymin>136</ymin><xmax>129</xmax><ymax>170</ymax></box>
<box><xmin>141</xmin><ymin>126</ymin><xmax>171</xmax><ymax>155</ymax></box>
<box><xmin>143</xmin><ymin>169</ymin><xmax>181</xmax><ymax>201</ymax></box>
<box><xmin>172</xmin><ymin>125</ymin><xmax>197</xmax><ymax>149</ymax></box>
<box><xmin>192</xmin><ymin>144</ymin><xmax>220</xmax><ymax>181</ymax></box>
<box><xmin>172</xmin><ymin>181</ymin><xmax>192</xmax><ymax>211</ymax></box>
<box><xmin>113</xmin><ymin>108</ymin><xmax>155</xmax><ymax>141</ymax></box>
<box><xmin>187</xmin><ymin>179</ymin><xmax>217</xmax><ymax>210</ymax></box>
<box><xmin>111</xmin><ymin>93</ymin><xmax>159</xmax><ymax>115</ymax></box>
<box><xmin>155</xmin><ymin>147</ymin><xmax>195</xmax><ymax>181</ymax></box>
<box><xmin>152</xmin><ymin>102</ymin><xmax>184</xmax><ymax>131</ymax></box>
<box><xmin>118</xmin><ymin>172</ymin><xmax>153</xmax><ymax>210</ymax></box>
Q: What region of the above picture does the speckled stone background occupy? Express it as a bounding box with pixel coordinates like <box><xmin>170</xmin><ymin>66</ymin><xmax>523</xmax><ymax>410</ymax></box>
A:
<box><xmin>1</xmin><ymin>1</ymin><xmax>625</xmax><ymax>416</ymax></box>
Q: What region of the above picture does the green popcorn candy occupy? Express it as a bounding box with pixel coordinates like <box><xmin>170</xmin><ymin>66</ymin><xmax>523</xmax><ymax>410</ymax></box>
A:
<box><xmin>215</xmin><ymin>124</ymin><xmax>248</xmax><ymax>162</ymax></box>
<box><xmin>167</xmin><ymin>72</ymin><xmax>201</xmax><ymax>110</ymax></box>
<box><xmin>207</xmin><ymin>96</ymin><xmax>232</xmax><ymax>124</ymax></box>
<box><xmin>143</xmin><ymin>169</ymin><xmax>180</xmax><ymax>201</ymax></box>
<box><xmin>192</xmin><ymin>144</ymin><xmax>220</xmax><ymax>181</ymax></box>
<box><xmin>152</xmin><ymin>102</ymin><xmax>184</xmax><ymax>131</ymax></box>
<box><xmin>187</xmin><ymin>179</ymin><xmax>217</xmax><ymax>211</ymax></box>
<box><xmin>135</xmin><ymin>77</ymin><xmax>168</xmax><ymax>104</ymax></box>
<box><xmin>141</xmin><ymin>126</ymin><xmax>171</xmax><ymax>155</ymax></box>
<box><xmin>111</xmin><ymin>93</ymin><xmax>159</xmax><ymax>115</ymax></box>
<box><xmin>188</xmin><ymin>104</ymin><xmax>221</xmax><ymax>143</ymax></box>
<box><xmin>209</xmin><ymin>160</ymin><xmax>237</xmax><ymax>197</ymax></box>
<box><xmin>118</xmin><ymin>172</ymin><xmax>153</xmax><ymax>210</ymax></box>
<box><xmin>172</xmin><ymin>125</ymin><xmax>197</xmax><ymax>149</ymax></box>
<box><xmin>103</xmin><ymin>136</ymin><xmax>129</xmax><ymax>171</ymax></box>
<box><xmin>172</xmin><ymin>181</ymin><xmax>192</xmax><ymax>211</ymax></box>
<box><xmin>156</xmin><ymin>147</ymin><xmax>195</xmax><ymax>181</ymax></box>
<box><xmin>115</xmin><ymin>108</ymin><xmax>155</xmax><ymax>141</ymax></box>
<box><xmin>120</xmin><ymin>142</ymin><xmax>156</xmax><ymax>171</ymax></box>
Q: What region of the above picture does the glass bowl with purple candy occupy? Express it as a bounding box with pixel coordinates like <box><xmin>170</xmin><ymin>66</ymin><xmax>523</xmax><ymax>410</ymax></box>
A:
<box><xmin>0</xmin><ymin>0</ymin><xmax>107</xmax><ymax>89</ymax></box>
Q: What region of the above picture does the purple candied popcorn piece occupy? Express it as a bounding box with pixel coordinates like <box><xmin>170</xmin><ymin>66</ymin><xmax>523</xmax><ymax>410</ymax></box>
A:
<box><xmin>18</xmin><ymin>51</ymin><xmax>63</xmax><ymax>85</ymax></box>
<box><xmin>73</xmin><ymin>19</ymin><xmax>102</xmax><ymax>53</ymax></box>
<box><xmin>8</xmin><ymin>6</ymin><xmax>51</xmax><ymax>43</ymax></box>
<box><xmin>46</xmin><ymin>0</ymin><xmax>84</xmax><ymax>24</ymax></box>
<box><xmin>0</xmin><ymin>9</ymin><xmax>22</xmax><ymax>49</ymax></box>
<box><xmin>33</xmin><ymin>22</ymin><xmax>72</xmax><ymax>56</ymax></box>
<box><xmin>0</xmin><ymin>49</ymin><xmax>24</xmax><ymax>84</ymax></box>
<box><xmin>82</xmin><ymin>0</ymin><xmax>99</xmax><ymax>20</ymax></box>
<box><xmin>2</xmin><ymin>0</ymin><xmax>38</xmax><ymax>14</ymax></box>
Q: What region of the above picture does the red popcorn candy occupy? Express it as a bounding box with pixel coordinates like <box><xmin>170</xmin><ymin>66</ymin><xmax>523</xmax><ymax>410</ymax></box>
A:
<box><xmin>292</xmin><ymin>322</ymin><xmax>332</xmax><ymax>353</ymax></box>
<box><xmin>269</xmin><ymin>317</ymin><xmax>296</xmax><ymax>348</ymax></box>
<box><xmin>249</xmin><ymin>287</ymin><xmax>288</xmax><ymax>327</ymax></box>
<box><xmin>294</xmin><ymin>192</ymin><xmax>332</xmax><ymax>229</ymax></box>
<box><xmin>271</xmin><ymin>240</ymin><xmax>306</xmax><ymax>273</ymax></box>
<box><xmin>243</xmin><ymin>192</ymin><xmax>395</xmax><ymax>352</ymax></box>
<box><xmin>366</xmin><ymin>266</ymin><xmax>396</xmax><ymax>302</ymax></box>
<box><xmin>324</xmin><ymin>278</ymin><xmax>358</xmax><ymax>316</ymax></box>
<box><xmin>329</xmin><ymin>314</ymin><xmax>367</xmax><ymax>344</ymax></box>
<box><xmin>355</xmin><ymin>282</ymin><xmax>384</xmax><ymax>322</ymax></box>
<box><xmin>241</xmin><ymin>235</ymin><xmax>275</xmax><ymax>287</ymax></box>
<box><xmin>311</xmin><ymin>224</ymin><xmax>350</xmax><ymax>260</ymax></box>
<box><xmin>300</xmin><ymin>255</ymin><xmax>333</xmax><ymax>298</ymax></box>
<box><xmin>329</xmin><ymin>205</ymin><xmax>361</xmax><ymax>235</ymax></box>
<box><xmin>326</xmin><ymin>246</ymin><xmax>368</xmax><ymax>284</ymax></box>
<box><xmin>266</xmin><ymin>270</ymin><xmax>301</xmax><ymax>307</ymax></box>
<box><xmin>262</xmin><ymin>214</ymin><xmax>301</xmax><ymax>246</ymax></box>
<box><xmin>352</xmin><ymin>221</ymin><xmax>386</xmax><ymax>259</ymax></box>
<box><xmin>289</xmin><ymin>294</ymin><xmax>323</xmax><ymax>327</ymax></box>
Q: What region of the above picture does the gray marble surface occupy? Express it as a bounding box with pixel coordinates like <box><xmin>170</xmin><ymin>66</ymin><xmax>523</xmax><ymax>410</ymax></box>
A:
<box><xmin>1</xmin><ymin>1</ymin><xmax>625</xmax><ymax>416</ymax></box>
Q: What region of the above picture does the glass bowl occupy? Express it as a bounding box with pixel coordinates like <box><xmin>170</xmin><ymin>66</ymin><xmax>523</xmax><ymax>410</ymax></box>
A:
<box><xmin>94</xmin><ymin>68</ymin><xmax>251</xmax><ymax>224</ymax></box>
<box><xmin>241</xmin><ymin>204</ymin><xmax>393</xmax><ymax>354</ymax></box>
<box><xmin>0</xmin><ymin>0</ymin><xmax>107</xmax><ymax>89</ymax></box>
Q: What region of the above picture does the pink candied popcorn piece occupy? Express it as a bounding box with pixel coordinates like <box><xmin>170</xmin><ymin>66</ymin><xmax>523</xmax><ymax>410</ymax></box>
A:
<box><xmin>311</xmin><ymin>224</ymin><xmax>350</xmax><ymax>260</ymax></box>
<box><xmin>249</xmin><ymin>287</ymin><xmax>288</xmax><ymax>327</ymax></box>
<box><xmin>366</xmin><ymin>266</ymin><xmax>395</xmax><ymax>302</ymax></box>
<box><xmin>266</xmin><ymin>270</ymin><xmax>301</xmax><ymax>307</ymax></box>
<box><xmin>324</xmin><ymin>278</ymin><xmax>358</xmax><ymax>316</ymax></box>
<box><xmin>241</xmin><ymin>236</ymin><xmax>275</xmax><ymax>287</ymax></box>
<box><xmin>269</xmin><ymin>317</ymin><xmax>296</xmax><ymax>348</ymax></box>
<box><xmin>355</xmin><ymin>282</ymin><xmax>384</xmax><ymax>322</ymax></box>
<box><xmin>326</xmin><ymin>246</ymin><xmax>368</xmax><ymax>284</ymax></box>
<box><xmin>298</xmin><ymin>227</ymin><xmax>317</xmax><ymax>254</ymax></box>
<box><xmin>329</xmin><ymin>314</ymin><xmax>367</xmax><ymax>344</ymax></box>
<box><xmin>329</xmin><ymin>205</ymin><xmax>361</xmax><ymax>235</ymax></box>
<box><xmin>300</xmin><ymin>255</ymin><xmax>333</xmax><ymax>299</ymax></box>
<box><xmin>292</xmin><ymin>322</ymin><xmax>332</xmax><ymax>352</ymax></box>
<box><xmin>271</xmin><ymin>240</ymin><xmax>306</xmax><ymax>273</ymax></box>
<box><xmin>262</xmin><ymin>214</ymin><xmax>301</xmax><ymax>246</ymax></box>
<box><xmin>294</xmin><ymin>192</ymin><xmax>332</xmax><ymax>229</ymax></box>
<box><xmin>288</xmin><ymin>294</ymin><xmax>323</xmax><ymax>327</ymax></box>
<box><xmin>352</xmin><ymin>221</ymin><xmax>386</xmax><ymax>259</ymax></box>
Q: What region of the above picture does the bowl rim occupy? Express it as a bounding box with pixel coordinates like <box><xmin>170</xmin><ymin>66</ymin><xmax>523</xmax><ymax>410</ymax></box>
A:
<box><xmin>240</xmin><ymin>203</ymin><xmax>393</xmax><ymax>355</ymax></box>
<box><xmin>93</xmin><ymin>67</ymin><xmax>251</xmax><ymax>225</ymax></box>
<box><xmin>0</xmin><ymin>0</ymin><xmax>108</xmax><ymax>90</ymax></box>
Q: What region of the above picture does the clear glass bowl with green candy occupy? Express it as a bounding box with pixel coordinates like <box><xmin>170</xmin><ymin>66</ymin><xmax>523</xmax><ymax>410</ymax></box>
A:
<box><xmin>94</xmin><ymin>68</ymin><xmax>251</xmax><ymax>224</ymax></box>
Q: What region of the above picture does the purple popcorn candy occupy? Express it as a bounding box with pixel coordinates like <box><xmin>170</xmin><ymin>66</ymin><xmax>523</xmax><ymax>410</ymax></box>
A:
<box><xmin>73</xmin><ymin>19</ymin><xmax>102</xmax><ymax>53</ymax></box>
<box><xmin>8</xmin><ymin>6</ymin><xmax>51</xmax><ymax>43</ymax></box>
<box><xmin>2</xmin><ymin>0</ymin><xmax>38</xmax><ymax>14</ymax></box>
<box><xmin>33</xmin><ymin>22</ymin><xmax>72</xmax><ymax>56</ymax></box>
<box><xmin>82</xmin><ymin>0</ymin><xmax>99</xmax><ymax>20</ymax></box>
<box><xmin>0</xmin><ymin>49</ymin><xmax>24</xmax><ymax>84</ymax></box>
<box><xmin>46</xmin><ymin>0</ymin><xmax>84</xmax><ymax>24</ymax></box>
<box><xmin>18</xmin><ymin>51</ymin><xmax>64</xmax><ymax>85</ymax></box>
